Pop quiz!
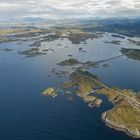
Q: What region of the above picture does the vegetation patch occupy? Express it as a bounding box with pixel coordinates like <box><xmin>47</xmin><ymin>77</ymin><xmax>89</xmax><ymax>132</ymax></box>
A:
<box><xmin>121</xmin><ymin>48</ymin><xmax>140</xmax><ymax>61</ymax></box>
<box><xmin>58</xmin><ymin>58</ymin><xmax>80</xmax><ymax>66</ymax></box>
<box><xmin>102</xmin><ymin>100</ymin><xmax>140</xmax><ymax>138</ymax></box>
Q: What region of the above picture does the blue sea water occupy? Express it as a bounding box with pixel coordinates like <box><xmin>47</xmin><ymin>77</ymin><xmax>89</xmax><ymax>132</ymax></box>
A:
<box><xmin>0</xmin><ymin>33</ymin><xmax>140</xmax><ymax>140</ymax></box>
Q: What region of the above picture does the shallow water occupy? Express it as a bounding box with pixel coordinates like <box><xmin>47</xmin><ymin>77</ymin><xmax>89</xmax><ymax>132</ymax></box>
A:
<box><xmin>0</xmin><ymin>32</ymin><xmax>140</xmax><ymax>140</ymax></box>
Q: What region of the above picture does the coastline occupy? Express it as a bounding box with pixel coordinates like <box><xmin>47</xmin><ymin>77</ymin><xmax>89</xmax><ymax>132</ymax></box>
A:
<box><xmin>102</xmin><ymin>112</ymin><xmax>140</xmax><ymax>139</ymax></box>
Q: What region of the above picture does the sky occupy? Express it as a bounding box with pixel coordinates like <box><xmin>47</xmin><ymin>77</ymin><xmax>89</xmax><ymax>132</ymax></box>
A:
<box><xmin>0</xmin><ymin>0</ymin><xmax>140</xmax><ymax>21</ymax></box>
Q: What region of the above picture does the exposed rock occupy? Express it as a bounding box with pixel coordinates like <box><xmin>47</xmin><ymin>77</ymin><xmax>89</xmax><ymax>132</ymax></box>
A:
<box><xmin>82</xmin><ymin>95</ymin><xmax>96</xmax><ymax>103</ymax></box>
<box><xmin>42</xmin><ymin>87</ymin><xmax>57</xmax><ymax>97</ymax></box>
<box><xmin>95</xmin><ymin>99</ymin><xmax>102</xmax><ymax>107</ymax></box>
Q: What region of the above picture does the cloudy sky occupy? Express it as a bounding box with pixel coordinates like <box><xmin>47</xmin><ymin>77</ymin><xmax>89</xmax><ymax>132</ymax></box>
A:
<box><xmin>0</xmin><ymin>0</ymin><xmax>140</xmax><ymax>21</ymax></box>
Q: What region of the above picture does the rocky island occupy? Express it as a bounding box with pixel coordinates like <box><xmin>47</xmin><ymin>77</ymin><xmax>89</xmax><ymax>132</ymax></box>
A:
<box><xmin>42</xmin><ymin>87</ymin><xmax>57</xmax><ymax>97</ymax></box>
<box><xmin>43</xmin><ymin>69</ymin><xmax>140</xmax><ymax>138</ymax></box>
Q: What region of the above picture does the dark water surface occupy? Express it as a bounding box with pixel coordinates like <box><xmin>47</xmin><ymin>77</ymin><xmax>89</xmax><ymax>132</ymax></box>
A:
<box><xmin>0</xmin><ymin>33</ymin><xmax>140</xmax><ymax>140</ymax></box>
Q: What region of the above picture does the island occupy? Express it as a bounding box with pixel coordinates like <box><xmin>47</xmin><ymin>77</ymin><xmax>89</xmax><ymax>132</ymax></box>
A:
<box><xmin>121</xmin><ymin>48</ymin><xmax>140</xmax><ymax>61</ymax></box>
<box><xmin>58</xmin><ymin>58</ymin><xmax>80</xmax><ymax>66</ymax></box>
<box><xmin>42</xmin><ymin>69</ymin><xmax>140</xmax><ymax>138</ymax></box>
<box><xmin>42</xmin><ymin>87</ymin><xmax>57</xmax><ymax>97</ymax></box>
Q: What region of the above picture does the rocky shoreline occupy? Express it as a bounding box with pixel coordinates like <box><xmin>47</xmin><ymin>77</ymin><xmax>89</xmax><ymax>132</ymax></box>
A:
<box><xmin>102</xmin><ymin>112</ymin><xmax>140</xmax><ymax>138</ymax></box>
<box><xmin>42</xmin><ymin>69</ymin><xmax>140</xmax><ymax>139</ymax></box>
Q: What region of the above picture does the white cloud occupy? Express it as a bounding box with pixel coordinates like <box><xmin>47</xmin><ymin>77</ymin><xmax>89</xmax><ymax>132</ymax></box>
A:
<box><xmin>0</xmin><ymin>0</ymin><xmax>139</xmax><ymax>21</ymax></box>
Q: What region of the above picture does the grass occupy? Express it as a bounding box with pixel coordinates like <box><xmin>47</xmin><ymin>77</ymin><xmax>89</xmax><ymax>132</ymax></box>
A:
<box><xmin>106</xmin><ymin>100</ymin><xmax>140</xmax><ymax>130</ymax></box>
<box><xmin>97</xmin><ymin>88</ymin><xmax>119</xmax><ymax>101</ymax></box>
